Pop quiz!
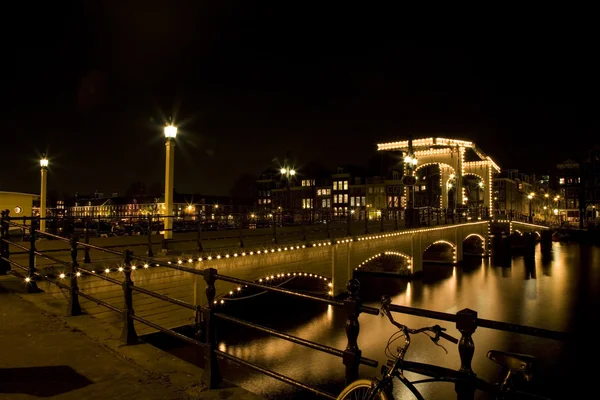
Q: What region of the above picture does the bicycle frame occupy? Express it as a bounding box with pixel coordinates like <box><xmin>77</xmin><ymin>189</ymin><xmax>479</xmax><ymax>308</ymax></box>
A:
<box><xmin>368</xmin><ymin>333</ymin><xmax>549</xmax><ymax>400</ymax></box>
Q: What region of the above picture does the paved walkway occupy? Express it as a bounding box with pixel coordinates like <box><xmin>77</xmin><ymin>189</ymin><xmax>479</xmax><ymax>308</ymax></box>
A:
<box><xmin>0</xmin><ymin>276</ymin><xmax>266</xmax><ymax>400</ymax></box>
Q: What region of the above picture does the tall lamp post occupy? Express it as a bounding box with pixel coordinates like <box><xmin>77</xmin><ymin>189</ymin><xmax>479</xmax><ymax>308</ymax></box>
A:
<box><xmin>402</xmin><ymin>138</ymin><xmax>418</xmax><ymax>228</ymax></box>
<box><xmin>527</xmin><ymin>192</ymin><xmax>535</xmax><ymax>223</ymax></box>
<box><xmin>164</xmin><ymin>124</ymin><xmax>177</xmax><ymax>240</ymax></box>
<box><xmin>40</xmin><ymin>156</ymin><xmax>49</xmax><ymax>232</ymax></box>
<box><xmin>280</xmin><ymin>167</ymin><xmax>296</xmax><ymax>214</ymax></box>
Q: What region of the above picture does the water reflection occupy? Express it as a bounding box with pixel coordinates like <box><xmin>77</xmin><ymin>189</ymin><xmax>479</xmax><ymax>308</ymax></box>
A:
<box><xmin>152</xmin><ymin>243</ymin><xmax>599</xmax><ymax>399</ymax></box>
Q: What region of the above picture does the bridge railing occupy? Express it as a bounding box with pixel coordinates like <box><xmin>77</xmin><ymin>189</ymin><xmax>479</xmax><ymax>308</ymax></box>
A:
<box><xmin>0</xmin><ymin>217</ymin><xmax>380</xmax><ymax>400</ymax></box>
<box><xmin>2</xmin><ymin>210</ymin><xmax>478</xmax><ymax>262</ymax></box>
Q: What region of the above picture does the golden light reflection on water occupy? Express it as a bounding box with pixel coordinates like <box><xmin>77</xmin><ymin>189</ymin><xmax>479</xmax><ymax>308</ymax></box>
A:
<box><xmin>209</xmin><ymin>243</ymin><xmax>596</xmax><ymax>400</ymax></box>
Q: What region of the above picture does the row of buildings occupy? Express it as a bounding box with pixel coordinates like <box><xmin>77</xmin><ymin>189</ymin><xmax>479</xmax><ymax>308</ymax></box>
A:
<box><xmin>2</xmin><ymin>139</ymin><xmax>599</xmax><ymax>227</ymax></box>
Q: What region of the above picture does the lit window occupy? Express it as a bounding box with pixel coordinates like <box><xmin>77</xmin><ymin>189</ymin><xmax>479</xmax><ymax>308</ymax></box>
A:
<box><xmin>559</xmin><ymin>178</ymin><xmax>565</xmax><ymax>185</ymax></box>
<box><xmin>343</xmin><ymin>181</ymin><xmax>348</xmax><ymax>190</ymax></box>
<box><xmin>333</xmin><ymin>182</ymin><xmax>338</xmax><ymax>190</ymax></box>
<box><xmin>14</xmin><ymin>206</ymin><xmax>22</xmax><ymax>214</ymax></box>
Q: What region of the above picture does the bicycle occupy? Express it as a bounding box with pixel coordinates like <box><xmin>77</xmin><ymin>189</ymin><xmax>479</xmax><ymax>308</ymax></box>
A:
<box><xmin>337</xmin><ymin>296</ymin><xmax>550</xmax><ymax>400</ymax></box>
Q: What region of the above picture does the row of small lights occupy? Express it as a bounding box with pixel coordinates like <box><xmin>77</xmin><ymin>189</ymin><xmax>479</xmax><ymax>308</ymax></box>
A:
<box><xmin>22</xmin><ymin>221</ymin><xmax>492</xmax><ymax>284</ymax></box>
<box><xmin>212</xmin><ymin>272</ymin><xmax>333</xmax><ymax>306</ymax></box>
<box><xmin>421</xmin><ymin>239</ymin><xmax>458</xmax><ymax>263</ymax></box>
<box><xmin>356</xmin><ymin>251</ymin><xmax>412</xmax><ymax>271</ymax></box>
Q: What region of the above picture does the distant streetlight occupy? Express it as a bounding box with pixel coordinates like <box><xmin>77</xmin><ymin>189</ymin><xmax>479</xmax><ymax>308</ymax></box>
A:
<box><xmin>40</xmin><ymin>155</ymin><xmax>49</xmax><ymax>232</ymax></box>
<box><xmin>280</xmin><ymin>167</ymin><xmax>296</xmax><ymax>211</ymax></box>
<box><xmin>527</xmin><ymin>193</ymin><xmax>534</xmax><ymax>222</ymax></box>
<box><xmin>163</xmin><ymin>124</ymin><xmax>177</xmax><ymax>240</ymax></box>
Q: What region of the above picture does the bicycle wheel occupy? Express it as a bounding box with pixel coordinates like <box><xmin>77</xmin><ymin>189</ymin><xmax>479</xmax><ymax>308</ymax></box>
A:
<box><xmin>337</xmin><ymin>379</ymin><xmax>390</xmax><ymax>400</ymax></box>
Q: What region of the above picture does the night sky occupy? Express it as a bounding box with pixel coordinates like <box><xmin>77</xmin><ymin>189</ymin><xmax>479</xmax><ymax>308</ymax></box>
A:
<box><xmin>2</xmin><ymin>3</ymin><xmax>596</xmax><ymax>197</ymax></box>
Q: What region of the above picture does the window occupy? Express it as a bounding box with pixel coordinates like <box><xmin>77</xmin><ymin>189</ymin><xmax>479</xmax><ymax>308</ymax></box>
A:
<box><xmin>343</xmin><ymin>181</ymin><xmax>348</xmax><ymax>190</ymax></box>
<box><xmin>302</xmin><ymin>180</ymin><xmax>314</xmax><ymax>186</ymax></box>
<box><xmin>333</xmin><ymin>182</ymin><xmax>338</xmax><ymax>190</ymax></box>
<box><xmin>302</xmin><ymin>199</ymin><xmax>313</xmax><ymax>208</ymax></box>
<box><xmin>559</xmin><ymin>178</ymin><xmax>565</xmax><ymax>185</ymax></box>
<box><xmin>322</xmin><ymin>198</ymin><xmax>331</xmax><ymax>208</ymax></box>
<box><xmin>368</xmin><ymin>187</ymin><xmax>373</xmax><ymax>194</ymax></box>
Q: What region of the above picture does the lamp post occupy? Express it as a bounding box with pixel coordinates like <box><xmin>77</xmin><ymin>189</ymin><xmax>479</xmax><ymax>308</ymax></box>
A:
<box><xmin>280</xmin><ymin>167</ymin><xmax>296</xmax><ymax>215</ymax></box>
<box><xmin>164</xmin><ymin>124</ymin><xmax>177</xmax><ymax>240</ymax></box>
<box><xmin>527</xmin><ymin>192</ymin><xmax>535</xmax><ymax>223</ymax></box>
<box><xmin>402</xmin><ymin>138</ymin><xmax>418</xmax><ymax>228</ymax></box>
<box><xmin>40</xmin><ymin>156</ymin><xmax>49</xmax><ymax>232</ymax></box>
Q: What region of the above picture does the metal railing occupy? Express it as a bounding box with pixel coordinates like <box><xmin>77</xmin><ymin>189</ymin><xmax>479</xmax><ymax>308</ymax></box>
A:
<box><xmin>0</xmin><ymin>217</ymin><xmax>380</xmax><ymax>399</ymax></box>
<box><xmin>2</xmin><ymin>210</ymin><xmax>472</xmax><ymax>262</ymax></box>
<box><xmin>0</xmin><ymin>215</ymin><xmax>567</xmax><ymax>400</ymax></box>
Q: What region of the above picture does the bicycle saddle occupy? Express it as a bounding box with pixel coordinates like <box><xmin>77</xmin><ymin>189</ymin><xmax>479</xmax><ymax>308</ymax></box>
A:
<box><xmin>487</xmin><ymin>350</ymin><xmax>536</xmax><ymax>374</ymax></box>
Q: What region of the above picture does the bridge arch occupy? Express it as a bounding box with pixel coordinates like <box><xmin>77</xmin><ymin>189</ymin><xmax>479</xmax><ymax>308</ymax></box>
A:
<box><xmin>411</xmin><ymin>162</ymin><xmax>458</xmax><ymax>209</ymax></box>
<box><xmin>355</xmin><ymin>251</ymin><xmax>413</xmax><ymax>274</ymax></box>
<box><xmin>463</xmin><ymin>233</ymin><xmax>486</xmax><ymax>256</ymax></box>
<box><xmin>423</xmin><ymin>239</ymin><xmax>457</xmax><ymax>264</ymax></box>
<box><xmin>218</xmin><ymin>271</ymin><xmax>333</xmax><ymax>304</ymax></box>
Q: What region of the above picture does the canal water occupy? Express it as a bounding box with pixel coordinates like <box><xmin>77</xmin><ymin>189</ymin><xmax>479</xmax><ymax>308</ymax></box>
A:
<box><xmin>146</xmin><ymin>242</ymin><xmax>598</xmax><ymax>399</ymax></box>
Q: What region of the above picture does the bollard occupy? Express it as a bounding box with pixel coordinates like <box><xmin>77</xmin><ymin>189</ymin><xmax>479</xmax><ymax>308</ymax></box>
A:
<box><xmin>0</xmin><ymin>210</ymin><xmax>10</xmax><ymax>275</ymax></box>
<box><xmin>83</xmin><ymin>218</ymin><xmax>91</xmax><ymax>263</ymax></box>
<box><xmin>202</xmin><ymin>267</ymin><xmax>223</xmax><ymax>388</ymax></box>
<box><xmin>455</xmin><ymin>308</ymin><xmax>477</xmax><ymax>400</ymax></box>
<box><xmin>343</xmin><ymin>278</ymin><xmax>363</xmax><ymax>386</ymax></box>
<box><xmin>196</xmin><ymin>218</ymin><xmax>203</xmax><ymax>252</ymax></box>
<box><xmin>26</xmin><ymin>225</ymin><xmax>41</xmax><ymax>293</ymax></box>
<box><xmin>120</xmin><ymin>250</ymin><xmax>138</xmax><ymax>344</ymax></box>
<box><xmin>67</xmin><ymin>236</ymin><xmax>82</xmax><ymax>316</ymax></box>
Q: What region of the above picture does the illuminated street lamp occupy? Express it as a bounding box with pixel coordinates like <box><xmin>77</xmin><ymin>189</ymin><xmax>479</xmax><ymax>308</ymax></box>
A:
<box><xmin>163</xmin><ymin>124</ymin><xmax>177</xmax><ymax>240</ymax></box>
<box><xmin>527</xmin><ymin>192</ymin><xmax>535</xmax><ymax>223</ymax></box>
<box><xmin>39</xmin><ymin>155</ymin><xmax>49</xmax><ymax>232</ymax></box>
<box><xmin>280</xmin><ymin>167</ymin><xmax>296</xmax><ymax>213</ymax></box>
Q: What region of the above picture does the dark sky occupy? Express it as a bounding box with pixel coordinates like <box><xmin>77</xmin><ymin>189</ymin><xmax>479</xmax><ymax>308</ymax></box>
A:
<box><xmin>1</xmin><ymin>3</ymin><xmax>597</xmax><ymax>197</ymax></box>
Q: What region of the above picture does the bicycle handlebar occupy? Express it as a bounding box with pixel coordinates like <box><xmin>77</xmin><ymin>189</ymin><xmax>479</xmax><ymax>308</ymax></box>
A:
<box><xmin>380</xmin><ymin>295</ymin><xmax>459</xmax><ymax>345</ymax></box>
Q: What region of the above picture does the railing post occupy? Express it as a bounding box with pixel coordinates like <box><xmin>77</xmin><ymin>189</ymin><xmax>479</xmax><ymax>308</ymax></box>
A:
<box><xmin>196</xmin><ymin>217</ymin><xmax>203</xmax><ymax>252</ymax></box>
<box><xmin>26</xmin><ymin>225</ymin><xmax>41</xmax><ymax>293</ymax></box>
<box><xmin>455</xmin><ymin>308</ymin><xmax>478</xmax><ymax>400</ymax></box>
<box><xmin>120</xmin><ymin>249</ymin><xmax>138</xmax><ymax>344</ymax></box>
<box><xmin>202</xmin><ymin>267</ymin><xmax>223</xmax><ymax>388</ymax></box>
<box><xmin>346</xmin><ymin>211</ymin><xmax>352</xmax><ymax>236</ymax></box>
<box><xmin>343</xmin><ymin>278</ymin><xmax>362</xmax><ymax>386</ymax></box>
<box><xmin>83</xmin><ymin>218</ymin><xmax>91</xmax><ymax>263</ymax></box>
<box><xmin>67</xmin><ymin>236</ymin><xmax>82</xmax><ymax>316</ymax></box>
<box><xmin>0</xmin><ymin>210</ymin><xmax>10</xmax><ymax>275</ymax></box>
<box><xmin>146</xmin><ymin>214</ymin><xmax>154</xmax><ymax>257</ymax></box>
<box><xmin>238</xmin><ymin>214</ymin><xmax>245</xmax><ymax>248</ymax></box>
<box><xmin>272</xmin><ymin>214</ymin><xmax>278</xmax><ymax>244</ymax></box>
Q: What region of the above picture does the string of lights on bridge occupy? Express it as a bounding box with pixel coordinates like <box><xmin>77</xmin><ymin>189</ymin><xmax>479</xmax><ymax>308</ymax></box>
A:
<box><xmin>22</xmin><ymin>220</ymin><xmax>548</xmax><ymax>287</ymax></box>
